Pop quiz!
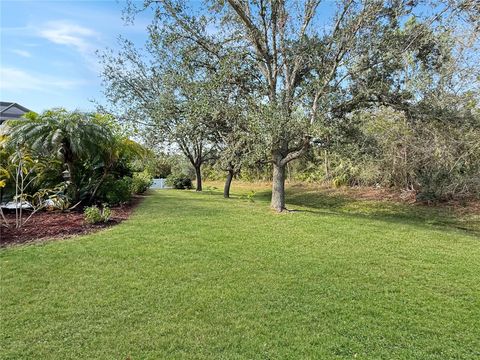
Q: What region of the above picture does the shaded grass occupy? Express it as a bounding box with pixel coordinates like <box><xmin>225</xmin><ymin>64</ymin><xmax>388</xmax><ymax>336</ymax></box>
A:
<box><xmin>1</xmin><ymin>185</ymin><xmax>479</xmax><ymax>359</ymax></box>
<box><xmin>208</xmin><ymin>181</ymin><xmax>480</xmax><ymax>234</ymax></box>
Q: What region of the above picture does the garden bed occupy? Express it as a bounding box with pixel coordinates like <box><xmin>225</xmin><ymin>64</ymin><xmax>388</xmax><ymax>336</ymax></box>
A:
<box><xmin>0</xmin><ymin>195</ymin><xmax>145</xmax><ymax>247</ymax></box>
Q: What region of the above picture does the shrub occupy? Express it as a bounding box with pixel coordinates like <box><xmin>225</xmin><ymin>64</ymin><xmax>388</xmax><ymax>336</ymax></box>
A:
<box><xmin>99</xmin><ymin>176</ymin><xmax>132</xmax><ymax>205</ymax></box>
<box><xmin>131</xmin><ymin>170</ymin><xmax>153</xmax><ymax>194</ymax></box>
<box><xmin>166</xmin><ymin>175</ymin><xmax>193</xmax><ymax>190</ymax></box>
<box><xmin>332</xmin><ymin>175</ymin><xmax>347</xmax><ymax>188</ymax></box>
<box><xmin>44</xmin><ymin>193</ymin><xmax>71</xmax><ymax>211</ymax></box>
<box><xmin>174</xmin><ymin>177</ymin><xmax>193</xmax><ymax>190</ymax></box>
<box><xmin>84</xmin><ymin>205</ymin><xmax>112</xmax><ymax>224</ymax></box>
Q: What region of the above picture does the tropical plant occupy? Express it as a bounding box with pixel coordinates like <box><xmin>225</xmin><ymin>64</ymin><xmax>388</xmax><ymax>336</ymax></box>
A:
<box><xmin>0</xmin><ymin>167</ymin><xmax>8</xmax><ymax>226</ymax></box>
<box><xmin>3</xmin><ymin>109</ymin><xmax>113</xmax><ymax>201</ymax></box>
<box><xmin>87</xmin><ymin>134</ymin><xmax>149</xmax><ymax>202</ymax></box>
<box><xmin>2</xmin><ymin>147</ymin><xmax>56</xmax><ymax>228</ymax></box>
<box><xmin>84</xmin><ymin>205</ymin><xmax>112</xmax><ymax>224</ymax></box>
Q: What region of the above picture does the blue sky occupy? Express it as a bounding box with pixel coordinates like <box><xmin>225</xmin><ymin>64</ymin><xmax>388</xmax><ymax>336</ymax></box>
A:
<box><xmin>0</xmin><ymin>1</ymin><xmax>345</xmax><ymax>114</ymax></box>
<box><xmin>0</xmin><ymin>0</ymin><xmax>154</xmax><ymax>113</ymax></box>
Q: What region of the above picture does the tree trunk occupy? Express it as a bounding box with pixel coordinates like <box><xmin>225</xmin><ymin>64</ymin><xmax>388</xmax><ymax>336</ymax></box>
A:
<box><xmin>271</xmin><ymin>162</ymin><xmax>286</xmax><ymax>212</ymax></box>
<box><xmin>324</xmin><ymin>149</ymin><xmax>330</xmax><ymax>179</ymax></box>
<box><xmin>62</xmin><ymin>142</ymin><xmax>79</xmax><ymax>202</ymax></box>
<box><xmin>194</xmin><ymin>165</ymin><xmax>202</xmax><ymax>192</ymax></box>
<box><xmin>270</xmin><ymin>137</ymin><xmax>311</xmax><ymax>212</ymax></box>
<box><xmin>224</xmin><ymin>169</ymin><xmax>234</xmax><ymax>198</ymax></box>
<box><xmin>65</xmin><ymin>160</ymin><xmax>79</xmax><ymax>201</ymax></box>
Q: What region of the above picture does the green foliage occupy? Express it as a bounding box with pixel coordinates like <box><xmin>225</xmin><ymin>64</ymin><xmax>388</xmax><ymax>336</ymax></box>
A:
<box><xmin>93</xmin><ymin>0</ymin><xmax>480</xmax><ymax>209</ymax></box>
<box><xmin>332</xmin><ymin>175</ymin><xmax>348</xmax><ymax>188</ymax></box>
<box><xmin>166</xmin><ymin>175</ymin><xmax>193</xmax><ymax>190</ymax></box>
<box><xmin>0</xmin><ymin>144</ymin><xmax>60</xmax><ymax>203</ymax></box>
<box><xmin>147</xmin><ymin>156</ymin><xmax>172</xmax><ymax>178</ymax></box>
<box><xmin>246</xmin><ymin>190</ymin><xmax>256</xmax><ymax>202</ymax></box>
<box><xmin>2</xmin><ymin>109</ymin><xmax>113</xmax><ymax>200</ymax></box>
<box><xmin>356</xmin><ymin>106</ymin><xmax>480</xmax><ymax>200</ymax></box>
<box><xmin>173</xmin><ymin>177</ymin><xmax>193</xmax><ymax>190</ymax></box>
<box><xmin>83</xmin><ymin>205</ymin><xmax>111</xmax><ymax>224</ymax></box>
<box><xmin>0</xmin><ymin>108</ymin><xmax>150</xmax><ymax>205</ymax></box>
<box><xmin>99</xmin><ymin>27</ymin><xmax>227</xmax><ymax>192</ymax></box>
<box><xmin>283</xmin><ymin>101</ymin><xmax>480</xmax><ymax>202</ymax></box>
<box><xmin>44</xmin><ymin>192</ymin><xmax>71</xmax><ymax>212</ymax></box>
<box><xmin>131</xmin><ymin>170</ymin><xmax>153</xmax><ymax>194</ymax></box>
<box><xmin>201</xmin><ymin>165</ymin><xmax>225</xmax><ymax>181</ymax></box>
<box><xmin>165</xmin><ymin>163</ymin><xmax>196</xmax><ymax>190</ymax></box>
<box><xmin>98</xmin><ymin>176</ymin><xmax>133</xmax><ymax>205</ymax></box>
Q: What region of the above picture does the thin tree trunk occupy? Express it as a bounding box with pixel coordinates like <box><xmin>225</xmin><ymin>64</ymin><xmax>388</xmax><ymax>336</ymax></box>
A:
<box><xmin>271</xmin><ymin>162</ymin><xmax>286</xmax><ymax>212</ymax></box>
<box><xmin>19</xmin><ymin>164</ymin><xmax>24</xmax><ymax>228</ymax></box>
<box><xmin>324</xmin><ymin>149</ymin><xmax>330</xmax><ymax>179</ymax></box>
<box><xmin>194</xmin><ymin>165</ymin><xmax>202</xmax><ymax>192</ymax></box>
<box><xmin>0</xmin><ymin>208</ymin><xmax>8</xmax><ymax>227</ymax></box>
<box><xmin>224</xmin><ymin>169</ymin><xmax>234</xmax><ymax>198</ymax></box>
<box><xmin>15</xmin><ymin>157</ymin><xmax>20</xmax><ymax>228</ymax></box>
<box><xmin>89</xmin><ymin>168</ymin><xmax>109</xmax><ymax>203</ymax></box>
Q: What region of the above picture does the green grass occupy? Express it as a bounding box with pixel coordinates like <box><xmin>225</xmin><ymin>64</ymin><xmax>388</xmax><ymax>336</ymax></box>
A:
<box><xmin>1</xmin><ymin>184</ymin><xmax>479</xmax><ymax>359</ymax></box>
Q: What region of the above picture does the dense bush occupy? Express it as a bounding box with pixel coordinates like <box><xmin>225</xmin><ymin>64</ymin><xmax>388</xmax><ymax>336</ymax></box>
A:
<box><xmin>84</xmin><ymin>205</ymin><xmax>112</xmax><ymax>224</ymax></box>
<box><xmin>356</xmin><ymin>107</ymin><xmax>480</xmax><ymax>200</ymax></box>
<box><xmin>272</xmin><ymin>104</ymin><xmax>479</xmax><ymax>202</ymax></box>
<box><xmin>173</xmin><ymin>177</ymin><xmax>193</xmax><ymax>190</ymax></box>
<box><xmin>166</xmin><ymin>175</ymin><xmax>193</xmax><ymax>190</ymax></box>
<box><xmin>98</xmin><ymin>176</ymin><xmax>133</xmax><ymax>205</ymax></box>
<box><xmin>131</xmin><ymin>171</ymin><xmax>153</xmax><ymax>194</ymax></box>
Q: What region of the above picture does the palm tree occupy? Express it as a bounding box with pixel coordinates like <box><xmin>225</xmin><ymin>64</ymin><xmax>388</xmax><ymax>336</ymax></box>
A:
<box><xmin>3</xmin><ymin>109</ymin><xmax>113</xmax><ymax>201</ymax></box>
<box><xmin>88</xmin><ymin>135</ymin><xmax>149</xmax><ymax>202</ymax></box>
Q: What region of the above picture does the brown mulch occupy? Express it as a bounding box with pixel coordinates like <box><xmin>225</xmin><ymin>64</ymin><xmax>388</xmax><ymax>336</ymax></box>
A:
<box><xmin>0</xmin><ymin>195</ymin><xmax>146</xmax><ymax>247</ymax></box>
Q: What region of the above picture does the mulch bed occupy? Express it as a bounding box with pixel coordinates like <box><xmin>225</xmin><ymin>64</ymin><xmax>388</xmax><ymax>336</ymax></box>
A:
<box><xmin>0</xmin><ymin>195</ymin><xmax>145</xmax><ymax>247</ymax></box>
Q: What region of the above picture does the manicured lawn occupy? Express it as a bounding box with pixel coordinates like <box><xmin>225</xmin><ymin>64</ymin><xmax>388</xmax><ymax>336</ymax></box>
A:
<box><xmin>1</xmin><ymin>185</ymin><xmax>479</xmax><ymax>359</ymax></box>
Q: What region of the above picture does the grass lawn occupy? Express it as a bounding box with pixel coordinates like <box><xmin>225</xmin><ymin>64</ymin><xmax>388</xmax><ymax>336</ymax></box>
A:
<box><xmin>1</xmin><ymin>184</ymin><xmax>479</xmax><ymax>359</ymax></box>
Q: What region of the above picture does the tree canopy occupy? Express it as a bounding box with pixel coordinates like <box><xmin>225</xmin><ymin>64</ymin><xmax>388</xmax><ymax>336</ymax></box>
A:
<box><xmin>100</xmin><ymin>0</ymin><xmax>479</xmax><ymax>209</ymax></box>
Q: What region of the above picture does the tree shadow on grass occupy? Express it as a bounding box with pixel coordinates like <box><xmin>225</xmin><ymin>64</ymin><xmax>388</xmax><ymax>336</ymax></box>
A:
<box><xmin>254</xmin><ymin>187</ymin><xmax>480</xmax><ymax>236</ymax></box>
<box><xmin>155</xmin><ymin>187</ymin><xmax>479</xmax><ymax>236</ymax></box>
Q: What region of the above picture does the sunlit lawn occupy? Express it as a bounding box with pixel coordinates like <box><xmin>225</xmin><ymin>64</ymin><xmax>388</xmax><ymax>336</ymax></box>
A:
<box><xmin>1</xmin><ymin>183</ymin><xmax>479</xmax><ymax>359</ymax></box>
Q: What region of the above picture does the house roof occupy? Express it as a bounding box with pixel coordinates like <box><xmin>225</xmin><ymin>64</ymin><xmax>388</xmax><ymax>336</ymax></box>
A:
<box><xmin>0</xmin><ymin>102</ymin><xmax>32</xmax><ymax>124</ymax></box>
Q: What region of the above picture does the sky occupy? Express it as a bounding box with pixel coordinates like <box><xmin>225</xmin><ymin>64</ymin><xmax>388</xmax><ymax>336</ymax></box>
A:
<box><xmin>0</xmin><ymin>0</ymin><xmax>331</xmax><ymax>114</ymax></box>
<box><xmin>0</xmin><ymin>0</ymin><xmax>155</xmax><ymax>113</ymax></box>
<box><xmin>2</xmin><ymin>1</ymin><xmax>466</xmax><ymax>114</ymax></box>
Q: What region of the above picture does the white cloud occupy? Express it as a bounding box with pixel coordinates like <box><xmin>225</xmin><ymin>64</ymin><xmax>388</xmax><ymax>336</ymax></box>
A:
<box><xmin>39</xmin><ymin>21</ymin><xmax>96</xmax><ymax>51</ymax></box>
<box><xmin>11</xmin><ymin>49</ymin><xmax>32</xmax><ymax>58</ymax></box>
<box><xmin>0</xmin><ymin>67</ymin><xmax>84</xmax><ymax>93</ymax></box>
<box><xmin>37</xmin><ymin>20</ymin><xmax>99</xmax><ymax>69</ymax></box>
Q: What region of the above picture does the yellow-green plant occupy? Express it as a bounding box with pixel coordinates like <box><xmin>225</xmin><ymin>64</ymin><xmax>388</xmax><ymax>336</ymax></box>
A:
<box><xmin>84</xmin><ymin>205</ymin><xmax>111</xmax><ymax>224</ymax></box>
